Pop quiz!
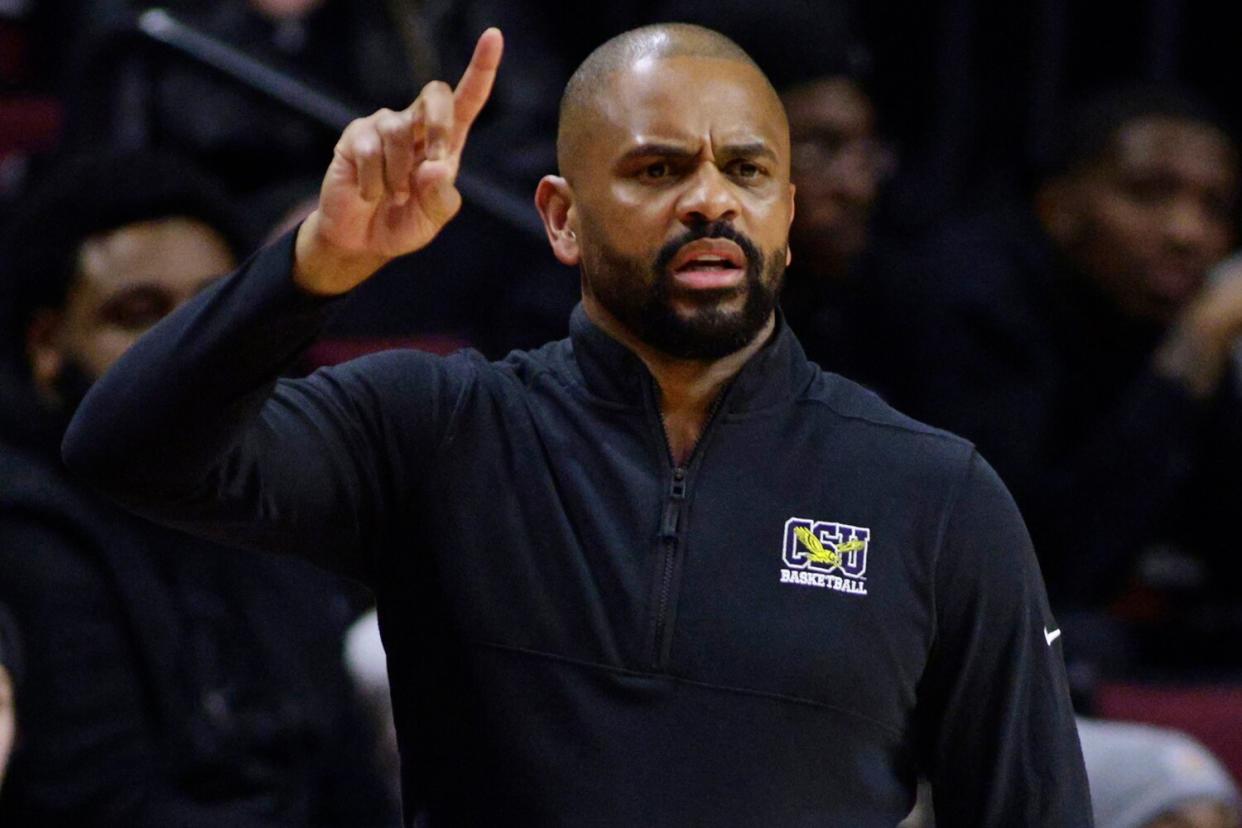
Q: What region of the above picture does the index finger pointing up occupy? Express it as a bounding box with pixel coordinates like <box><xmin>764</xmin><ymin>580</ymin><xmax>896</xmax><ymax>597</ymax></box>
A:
<box><xmin>452</xmin><ymin>28</ymin><xmax>504</xmax><ymax>148</ymax></box>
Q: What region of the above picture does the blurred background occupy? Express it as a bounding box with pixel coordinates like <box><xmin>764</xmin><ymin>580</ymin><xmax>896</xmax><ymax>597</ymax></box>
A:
<box><xmin>2</xmin><ymin>1</ymin><xmax>1242</xmax><ymax>826</ymax></box>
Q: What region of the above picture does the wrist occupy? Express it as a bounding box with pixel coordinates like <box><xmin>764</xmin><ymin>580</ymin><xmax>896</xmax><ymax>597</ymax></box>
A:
<box><xmin>292</xmin><ymin>212</ymin><xmax>389</xmax><ymax>296</ymax></box>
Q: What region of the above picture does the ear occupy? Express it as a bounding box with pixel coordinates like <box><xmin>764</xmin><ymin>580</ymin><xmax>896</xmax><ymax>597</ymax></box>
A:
<box><xmin>786</xmin><ymin>183</ymin><xmax>796</xmax><ymax>267</ymax></box>
<box><xmin>1036</xmin><ymin>178</ymin><xmax>1079</xmax><ymax>245</ymax></box>
<box><xmin>535</xmin><ymin>175</ymin><xmax>580</xmax><ymax>266</ymax></box>
<box><xmin>25</xmin><ymin>308</ymin><xmax>64</xmax><ymax>399</ymax></box>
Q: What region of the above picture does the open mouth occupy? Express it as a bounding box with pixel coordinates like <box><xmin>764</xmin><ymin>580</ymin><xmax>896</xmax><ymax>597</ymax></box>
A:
<box><xmin>668</xmin><ymin>239</ymin><xmax>747</xmax><ymax>290</ymax></box>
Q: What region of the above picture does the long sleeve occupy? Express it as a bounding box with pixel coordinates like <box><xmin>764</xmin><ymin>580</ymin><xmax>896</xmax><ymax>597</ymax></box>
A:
<box><xmin>62</xmin><ymin>233</ymin><xmax>472</xmax><ymax>582</ymax></box>
<box><xmin>916</xmin><ymin>452</ymin><xmax>1093</xmax><ymax>826</ymax></box>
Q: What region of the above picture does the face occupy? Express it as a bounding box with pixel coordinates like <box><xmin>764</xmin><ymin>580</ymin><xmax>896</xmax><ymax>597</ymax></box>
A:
<box><xmin>29</xmin><ymin>217</ymin><xmax>235</xmax><ymax>403</ymax></box>
<box><xmin>556</xmin><ymin>55</ymin><xmax>795</xmax><ymax>360</ymax></box>
<box><xmin>1044</xmin><ymin>116</ymin><xmax>1238</xmax><ymax>325</ymax></box>
<box><xmin>783</xmin><ymin>77</ymin><xmax>889</xmax><ymax>281</ymax></box>
<box><xmin>0</xmin><ymin>665</ymin><xmax>13</xmax><ymax>790</ymax></box>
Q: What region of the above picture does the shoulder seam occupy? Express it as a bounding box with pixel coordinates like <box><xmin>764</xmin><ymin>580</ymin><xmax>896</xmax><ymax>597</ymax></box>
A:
<box><xmin>795</xmin><ymin>394</ymin><xmax>973</xmax><ymax>446</ymax></box>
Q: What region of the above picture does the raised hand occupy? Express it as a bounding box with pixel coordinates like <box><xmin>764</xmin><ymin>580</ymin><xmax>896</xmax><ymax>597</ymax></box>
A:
<box><xmin>294</xmin><ymin>28</ymin><xmax>504</xmax><ymax>295</ymax></box>
<box><xmin>1155</xmin><ymin>262</ymin><xmax>1242</xmax><ymax>396</ymax></box>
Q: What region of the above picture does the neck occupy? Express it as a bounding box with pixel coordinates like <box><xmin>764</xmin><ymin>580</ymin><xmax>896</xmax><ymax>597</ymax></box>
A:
<box><xmin>583</xmin><ymin>294</ymin><xmax>775</xmax><ymax>465</ymax></box>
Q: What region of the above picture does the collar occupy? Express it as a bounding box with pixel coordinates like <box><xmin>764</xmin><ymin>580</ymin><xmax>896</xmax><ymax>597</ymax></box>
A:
<box><xmin>565</xmin><ymin>303</ymin><xmax>816</xmax><ymax>414</ymax></box>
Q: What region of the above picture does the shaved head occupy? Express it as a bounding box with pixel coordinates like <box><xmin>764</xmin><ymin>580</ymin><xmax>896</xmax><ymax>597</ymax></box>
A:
<box><xmin>557</xmin><ymin>24</ymin><xmax>779</xmax><ymax>180</ymax></box>
<box><xmin>535</xmin><ymin>22</ymin><xmax>794</xmax><ymax>362</ymax></box>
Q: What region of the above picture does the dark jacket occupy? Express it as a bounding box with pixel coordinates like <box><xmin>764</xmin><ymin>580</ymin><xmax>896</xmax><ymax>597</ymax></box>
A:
<box><xmin>890</xmin><ymin>208</ymin><xmax>1242</xmax><ymax>620</ymax></box>
<box><xmin>0</xmin><ymin>439</ymin><xmax>395</xmax><ymax>826</ymax></box>
<box><xmin>65</xmin><ymin>232</ymin><xmax>1093</xmax><ymax>826</ymax></box>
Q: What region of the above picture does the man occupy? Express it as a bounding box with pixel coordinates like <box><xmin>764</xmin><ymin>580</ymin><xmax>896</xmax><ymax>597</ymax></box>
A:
<box><xmin>784</xmin><ymin>74</ymin><xmax>888</xmax><ymax>288</ymax></box>
<box><xmin>0</xmin><ymin>151</ymin><xmax>396</xmax><ymax>826</ymax></box>
<box><xmin>779</xmin><ymin>68</ymin><xmax>906</xmax><ymax>392</ymax></box>
<box><xmin>65</xmin><ymin>26</ymin><xmax>1092</xmax><ymax>824</ymax></box>
<box><xmin>890</xmin><ymin>88</ymin><xmax>1242</xmax><ymax>672</ymax></box>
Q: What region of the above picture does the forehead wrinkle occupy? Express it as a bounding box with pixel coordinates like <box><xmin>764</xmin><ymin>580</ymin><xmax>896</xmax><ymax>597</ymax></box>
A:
<box><xmin>562</xmin><ymin>68</ymin><xmax>787</xmax><ymax>186</ymax></box>
<box><xmin>557</xmin><ymin>24</ymin><xmax>784</xmax><ymax>181</ymax></box>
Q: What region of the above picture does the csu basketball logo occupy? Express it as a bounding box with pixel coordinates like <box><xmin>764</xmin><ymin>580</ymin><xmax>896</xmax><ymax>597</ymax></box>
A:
<box><xmin>779</xmin><ymin>517</ymin><xmax>870</xmax><ymax>596</ymax></box>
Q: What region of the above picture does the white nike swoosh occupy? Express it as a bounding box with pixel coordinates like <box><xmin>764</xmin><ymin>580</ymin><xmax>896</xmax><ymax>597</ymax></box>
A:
<box><xmin>1044</xmin><ymin>627</ymin><xmax>1061</xmax><ymax>646</ymax></box>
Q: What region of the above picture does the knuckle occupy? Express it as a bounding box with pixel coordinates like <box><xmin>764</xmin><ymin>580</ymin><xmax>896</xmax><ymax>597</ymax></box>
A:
<box><xmin>354</xmin><ymin>135</ymin><xmax>381</xmax><ymax>160</ymax></box>
<box><xmin>366</xmin><ymin>109</ymin><xmax>398</xmax><ymax>133</ymax></box>
<box><xmin>422</xmin><ymin>80</ymin><xmax>451</xmax><ymax>97</ymax></box>
<box><xmin>376</xmin><ymin>115</ymin><xmax>404</xmax><ymax>139</ymax></box>
<box><xmin>339</xmin><ymin>120</ymin><xmax>364</xmax><ymax>147</ymax></box>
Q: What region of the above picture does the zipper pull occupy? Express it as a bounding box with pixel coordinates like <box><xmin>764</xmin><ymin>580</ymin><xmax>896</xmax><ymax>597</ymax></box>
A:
<box><xmin>660</xmin><ymin>468</ymin><xmax>688</xmax><ymax>538</ymax></box>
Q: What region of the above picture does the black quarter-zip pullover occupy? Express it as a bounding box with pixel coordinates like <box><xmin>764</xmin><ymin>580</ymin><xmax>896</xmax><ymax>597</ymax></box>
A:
<box><xmin>65</xmin><ymin>232</ymin><xmax>1093</xmax><ymax>826</ymax></box>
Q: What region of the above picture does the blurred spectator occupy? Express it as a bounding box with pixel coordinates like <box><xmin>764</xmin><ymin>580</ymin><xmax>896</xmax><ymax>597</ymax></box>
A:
<box><xmin>779</xmin><ymin>67</ymin><xmax>911</xmax><ymax>392</ymax></box>
<box><xmin>0</xmin><ymin>602</ymin><xmax>19</xmax><ymax>793</ymax></box>
<box><xmin>895</xmin><ymin>718</ymin><xmax>1242</xmax><ymax>828</ymax></box>
<box><xmin>785</xmin><ymin>75</ymin><xmax>891</xmax><ymax>285</ymax></box>
<box><xmin>1078</xmin><ymin>718</ymin><xmax>1241</xmax><ymax>828</ymax></box>
<box><xmin>0</xmin><ymin>151</ymin><xmax>396</xmax><ymax>826</ymax></box>
<box><xmin>888</xmin><ymin>86</ymin><xmax>1242</xmax><ymax>674</ymax></box>
<box><xmin>343</xmin><ymin>609</ymin><xmax>400</xmax><ymax>806</ymax></box>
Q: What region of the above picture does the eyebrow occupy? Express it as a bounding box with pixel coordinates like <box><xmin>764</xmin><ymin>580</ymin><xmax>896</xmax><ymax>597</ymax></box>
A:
<box><xmin>617</xmin><ymin>140</ymin><xmax>778</xmax><ymax>164</ymax></box>
<box><xmin>719</xmin><ymin>142</ymin><xmax>778</xmax><ymax>163</ymax></box>
<box><xmin>618</xmin><ymin>143</ymin><xmax>698</xmax><ymax>164</ymax></box>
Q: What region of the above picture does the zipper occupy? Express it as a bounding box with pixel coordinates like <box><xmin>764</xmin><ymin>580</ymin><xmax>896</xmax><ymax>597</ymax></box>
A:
<box><xmin>648</xmin><ymin>385</ymin><xmax>729</xmax><ymax>669</ymax></box>
<box><xmin>651</xmin><ymin>467</ymin><xmax>687</xmax><ymax>668</ymax></box>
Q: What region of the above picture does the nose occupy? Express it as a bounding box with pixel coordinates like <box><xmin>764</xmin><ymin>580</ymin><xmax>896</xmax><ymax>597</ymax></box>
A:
<box><xmin>676</xmin><ymin>163</ymin><xmax>741</xmax><ymax>226</ymax></box>
<box><xmin>1164</xmin><ymin>194</ymin><xmax>1214</xmax><ymax>253</ymax></box>
<box><xmin>828</xmin><ymin>153</ymin><xmax>880</xmax><ymax>209</ymax></box>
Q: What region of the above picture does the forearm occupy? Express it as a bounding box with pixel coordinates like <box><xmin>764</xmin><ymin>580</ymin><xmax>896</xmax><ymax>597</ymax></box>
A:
<box><xmin>63</xmin><ymin>231</ymin><xmax>339</xmax><ymax>497</ymax></box>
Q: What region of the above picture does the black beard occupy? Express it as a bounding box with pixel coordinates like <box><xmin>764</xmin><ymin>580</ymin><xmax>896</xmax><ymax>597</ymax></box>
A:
<box><xmin>583</xmin><ymin>220</ymin><xmax>784</xmax><ymax>360</ymax></box>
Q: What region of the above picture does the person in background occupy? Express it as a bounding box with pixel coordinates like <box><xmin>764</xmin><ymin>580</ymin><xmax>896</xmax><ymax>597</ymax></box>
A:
<box><xmin>1078</xmin><ymin>718</ymin><xmax>1241</xmax><ymax>828</ymax></box>
<box><xmin>0</xmin><ymin>150</ymin><xmax>396</xmax><ymax>827</ymax></box>
<box><xmin>0</xmin><ymin>603</ymin><xmax>20</xmax><ymax>794</ymax></box>
<box><xmin>779</xmin><ymin>64</ymin><xmax>904</xmax><ymax>392</ymax></box>
<box><xmin>890</xmin><ymin>86</ymin><xmax>1242</xmax><ymax>675</ymax></box>
<box><xmin>891</xmin><ymin>718</ymin><xmax>1242</xmax><ymax>828</ymax></box>
<box><xmin>343</xmin><ymin>609</ymin><xmax>401</xmax><ymax>808</ymax></box>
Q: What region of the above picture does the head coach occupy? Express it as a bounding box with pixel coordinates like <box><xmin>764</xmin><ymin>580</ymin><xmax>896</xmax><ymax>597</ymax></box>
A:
<box><xmin>64</xmin><ymin>24</ymin><xmax>1092</xmax><ymax>826</ymax></box>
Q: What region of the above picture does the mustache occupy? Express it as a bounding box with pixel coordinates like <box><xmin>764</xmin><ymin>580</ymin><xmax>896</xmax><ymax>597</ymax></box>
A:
<box><xmin>653</xmin><ymin>221</ymin><xmax>763</xmax><ymax>275</ymax></box>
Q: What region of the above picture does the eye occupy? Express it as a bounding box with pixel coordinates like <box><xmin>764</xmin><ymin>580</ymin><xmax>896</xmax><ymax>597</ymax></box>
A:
<box><xmin>98</xmin><ymin>289</ymin><xmax>174</xmax><ymax>331</ymax></box>
<box><xmin>640</xmin><ymin>161</ymin><xmax>671</xmax><ymax>180</ymax></box>
<box><xmin>1121</xmin><ymin>175</ymin><xmax>1175</xmax><ymax>205</ymax></box>
<box><xmin>733</xmin><ymin>160</ymin><xmax>762</xmax><ymax>179</ymax></box>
